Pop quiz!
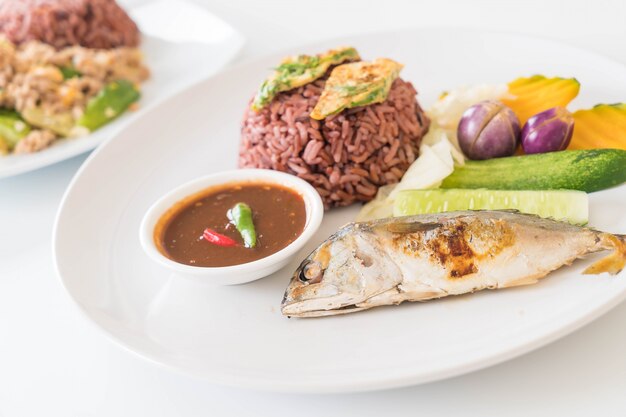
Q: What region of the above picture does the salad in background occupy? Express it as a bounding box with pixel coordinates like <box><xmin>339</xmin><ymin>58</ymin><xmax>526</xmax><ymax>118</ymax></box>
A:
<box><xmin>0</xmin><ymin>0</ymin><xmax>150</xmax><ymax>155</ymax></box>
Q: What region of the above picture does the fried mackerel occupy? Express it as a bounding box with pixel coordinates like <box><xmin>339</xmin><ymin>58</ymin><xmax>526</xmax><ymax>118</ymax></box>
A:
<box><xmin>282</xmin><ymin>210</ymin><xmax>626</xmax><ymax>317</ymax></box>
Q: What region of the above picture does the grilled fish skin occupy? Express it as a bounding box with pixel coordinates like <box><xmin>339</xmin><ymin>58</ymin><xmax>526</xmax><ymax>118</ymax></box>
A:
<box><xmin>281</xmin><ymin>210</ymin><xmax>626</xmax><ymax>317</ymax></box>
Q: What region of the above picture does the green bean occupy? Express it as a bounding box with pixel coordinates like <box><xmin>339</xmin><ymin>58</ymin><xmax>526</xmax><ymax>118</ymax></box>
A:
<box><xmin>59</xmin><ymin>66</ymin><xmax>81</xmax><ymax>80</ymax></box>
<box><xmin>76</xmin><ymin>80</ymin><xmax>140</xmax><ymax>131</ymax></box>
<box><xmin>0</xmin><ymin>110</ymin><xmax>31</xmax><ymax>152</ymax></box>
<box><xmin>227</xmin><ymin>202</ymin><xmax>257</xmax><ymax>248</ymax></box>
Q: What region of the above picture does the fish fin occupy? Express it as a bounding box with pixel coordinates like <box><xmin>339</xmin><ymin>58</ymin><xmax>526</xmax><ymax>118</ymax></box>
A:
<box><xmin>583</xmin><ymin>234</ymin><xmax>626</xmax><ymax>276</ymax></box>
<box><xmin>356</xmin><ymin>285</ymin><xmax>446</xmax><ymax>308</ymax></box>
<box><xmin>384</xmin><ymin>221</ymin><xmax>443</xmax><ymax>234</ymax></box>
<box><xmin>501</xmin><ymin>275</ymin><xmax>542</xmax><ymax>288</ymax></box>
<box><xmin>285</xmin><ymin>306</ymin><xmax>370</xmax><ymax>317</ymax></box>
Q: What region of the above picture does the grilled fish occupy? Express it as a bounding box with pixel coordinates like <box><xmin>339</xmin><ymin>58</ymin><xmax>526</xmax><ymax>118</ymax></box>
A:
<box><xmin>281</xmin><ymin>211</ymin><xmax>626</xmax><ymax>317</ymax></box>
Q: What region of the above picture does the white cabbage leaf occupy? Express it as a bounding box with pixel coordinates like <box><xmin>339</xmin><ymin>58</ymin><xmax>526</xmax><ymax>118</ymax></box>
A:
<box><xmin>356</xmin><ymin>83</ymin><xmax>508</xmax><ymax>222</ymax></box>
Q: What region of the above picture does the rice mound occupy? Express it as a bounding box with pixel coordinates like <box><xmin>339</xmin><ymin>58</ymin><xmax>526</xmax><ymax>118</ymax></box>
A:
<box><xmin>0</xmin><ymin>0</ymin><xmax>140</xmax><ymax>49</ymax></box>
<box><xmin>239</xmin><ymin>76</ymin><xmax>430</xmax><ymax>208</ymax></box>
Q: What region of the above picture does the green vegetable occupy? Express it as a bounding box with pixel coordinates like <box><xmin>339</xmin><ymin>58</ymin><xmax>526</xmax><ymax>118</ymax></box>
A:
<box><xmin>0</xmin><ymin>110</ymin><xmax>31</xmax><ymax>151</ymax></box>
<box><xmin>441</xmin><ymin>149</ymin><xmax>626</xmax><ymax>193</ymax></box>
<box><xmin>0</xmin><ymin>138</ymin><xmax>8</xmax><ymax>154</ymax></box>
<box><xmin>228</xmin><ymin>202</ymin><xmax>257</xmax><ymax>248</ymax></box>
<box><xmin>77</xmin><ymin>80</ymin><xmax>140</xmax><ymax>131</ymax></box>
<box><xmin>252</xmin><ymin>47</ymin><xmax>360</xmax><ymax>111</ymax></box>
<box><xmin>394</xmin><ymin>189</ymin><xmax>588</xmax><ymax>225</ymax></box>
<box><xmin>59</xmin><ymin>66</ymin><xmax>81</xmax><ymax>80</ymax></box>
<box><xmin>21</xmin><ymin>107</ymin><xmax>74</xmax><ymax>137</ymax></box>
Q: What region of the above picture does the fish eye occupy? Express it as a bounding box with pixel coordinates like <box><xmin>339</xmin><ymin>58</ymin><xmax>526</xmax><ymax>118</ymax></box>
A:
<box><xmin>299</xmin><ymin>262</ymin><xmax>323</xmax><ymax>284</ymax></box>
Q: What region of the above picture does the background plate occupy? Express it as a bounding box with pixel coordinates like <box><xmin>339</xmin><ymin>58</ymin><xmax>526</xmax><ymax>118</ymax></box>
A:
<box><xmin>54</xmin><ymin>29</ymin><xmax>626</xmax><ymax>393</ymax></box>
<box><xmin>0</xmin><ymin>0</ymin><xmax>244</xmax><ymax>179</ymax></box>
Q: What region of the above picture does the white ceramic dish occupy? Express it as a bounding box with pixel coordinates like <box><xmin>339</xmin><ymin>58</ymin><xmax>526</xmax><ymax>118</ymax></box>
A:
<box><xmin>54</xmin><ymin>29</ymin><xmax>626</xmax><ymax>393</ymax></box>
<box><xmin>0</xmin><ymin>0</ymin><xmax>244</xmax><ymax>179</ymax></box>
<box><xmin>139</xmin><ymin>169</ymin><xmax>324</xmax><ymax>285</ymax></box>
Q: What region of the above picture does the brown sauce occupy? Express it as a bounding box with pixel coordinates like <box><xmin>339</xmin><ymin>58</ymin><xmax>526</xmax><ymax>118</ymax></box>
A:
<box><xmin>155</xmin><ymin>182</ymin><xmax>306</xmax><ymax>267</ymax></box>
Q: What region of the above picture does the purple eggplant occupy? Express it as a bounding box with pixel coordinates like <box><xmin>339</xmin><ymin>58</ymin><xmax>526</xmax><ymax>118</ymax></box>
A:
<box><xmin>521</xmin><ymin>107</ymin><xmax>575</xmax><ymax>154</ymax></box>
<box><xmin>457</xmin><ymin>100</ymin><xmax>520</xmax><ymax>160</ymax></box>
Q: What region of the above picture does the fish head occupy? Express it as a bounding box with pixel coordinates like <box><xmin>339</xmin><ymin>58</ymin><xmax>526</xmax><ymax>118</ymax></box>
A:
<box><xmin>281</xmin><ymin>223</ymin><xmax>402</xmax><ymax>317</ymax></box>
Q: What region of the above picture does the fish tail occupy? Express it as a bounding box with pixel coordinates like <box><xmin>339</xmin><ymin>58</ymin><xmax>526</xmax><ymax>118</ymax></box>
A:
<box><xmin>583</xmin><ymin>234</ymin><xmax>626</xmax><ymax>276</ymax></box>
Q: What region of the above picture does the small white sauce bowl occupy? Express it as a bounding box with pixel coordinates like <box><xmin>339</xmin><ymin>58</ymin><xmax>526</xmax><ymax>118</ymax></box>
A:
<box><xmin>139</xmin><ymin>169</ymin><xmax>324</xmax><ymax>285</ymax></box>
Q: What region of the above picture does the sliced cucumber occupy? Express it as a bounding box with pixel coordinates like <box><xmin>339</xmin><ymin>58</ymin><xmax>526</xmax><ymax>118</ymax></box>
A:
<box><xmin>21</xmin><ymin>107</ymin><xmax>74</xmax><ymax>137</ymax></box>
<box><xmin>393</xmin><ymin>189</ymin><xmax>588</xmax><ymax>225</ymax></box>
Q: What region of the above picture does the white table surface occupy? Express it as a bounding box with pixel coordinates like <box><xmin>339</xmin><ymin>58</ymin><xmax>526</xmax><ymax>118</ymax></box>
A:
<box><xmin>2</xmin><ymin>0</ymin><xmax>626</xmax><ymax>415</ymax></box>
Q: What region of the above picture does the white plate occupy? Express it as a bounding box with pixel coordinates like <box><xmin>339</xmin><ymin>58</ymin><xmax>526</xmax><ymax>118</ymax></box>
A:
<box><xmin>54</xmin><ymin>29</ymin><xmax>626</xmax><ymax>393</ymax></box>
<box><xmin>0</xmin><ymin>0</ymin><xmax>244</xmax><ymax>179</ymax></box>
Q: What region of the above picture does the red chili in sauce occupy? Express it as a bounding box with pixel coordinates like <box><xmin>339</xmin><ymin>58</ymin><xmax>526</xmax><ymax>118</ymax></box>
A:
<box><xmin>154</xmin><ymin>182</ymin><xmax>306</xmax><ymax>267</ymax></box>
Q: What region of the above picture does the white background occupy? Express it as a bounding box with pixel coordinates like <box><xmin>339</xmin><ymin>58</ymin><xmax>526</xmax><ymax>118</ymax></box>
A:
<box><xmin>2</xmin><ymin>0</ymin><xmax>626</xmax><ymax>415</ymax></box>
